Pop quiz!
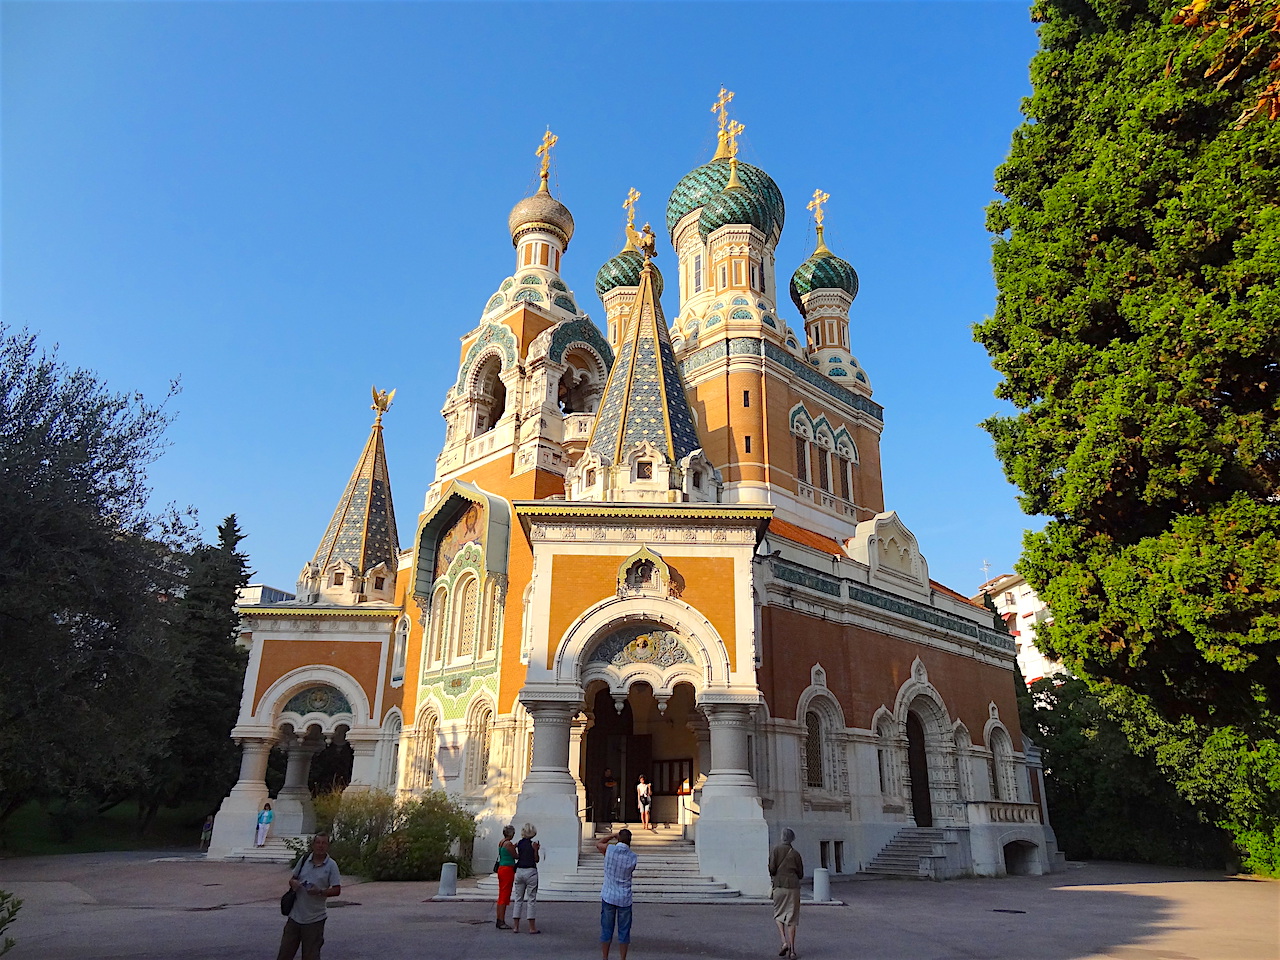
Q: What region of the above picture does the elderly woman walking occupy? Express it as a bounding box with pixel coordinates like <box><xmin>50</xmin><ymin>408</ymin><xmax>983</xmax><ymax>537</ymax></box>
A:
<box><xmin>510</xmin><ymin>822</ymin><xmax>541</xmax><ymax>934</ymax></box>
<box><xmin>768</xmin><ymin>827</ymin><xmax>804</xmax><ymax>959</ymax></box>
<box><xmin>495</xmin><ymin>825</ymin><xmax>518</xmax><ymax>929</ymax></box>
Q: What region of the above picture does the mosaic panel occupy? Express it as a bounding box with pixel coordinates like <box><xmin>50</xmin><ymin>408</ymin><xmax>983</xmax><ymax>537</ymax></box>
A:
<box><xmin>547</xmin><ymin>316</ymin><xmax>615</xmax><ymax>368</ymax></box>
<box><xmin>284</xmin><ymin>685</ymin><xmax>352</xmax><ymax>716</ymax></box>
<box><xmin>588</xmin><ymin>627</ymin><xmax>694</xmax><ymax>668</ymax></box>
<box><xmin>553</xmin><ymin>295</ymin><xmax>577</xmax><ymax>313</ymax></box>
<box><xmin>514</xmin><ymin>288</ymin><xmax>544</xmax><ymax>303</ymax></box>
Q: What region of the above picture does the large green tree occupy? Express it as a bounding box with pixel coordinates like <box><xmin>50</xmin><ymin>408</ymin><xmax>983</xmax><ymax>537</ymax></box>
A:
<box><xmin>976</xmin><ymin>0</ymin><xmax>1280</xmax><ymax>872</ymax></box>
<box><xmin>134</xmin><ymin>516</ymin><xmax>250</xmax><ymax>833</ymax></box>
<box><xmin>0</xmin><ymin>326</ymin><xmax>194</xmax><ymax>824</ymax></box>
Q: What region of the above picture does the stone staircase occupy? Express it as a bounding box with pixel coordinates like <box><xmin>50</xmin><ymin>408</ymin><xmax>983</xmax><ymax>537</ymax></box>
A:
<box><xmin>474</xmin><ymin>825</ymin><xmax>753</xmax><ymax>902</ymax></box>
<box><xmin>862</xmin><ymin>827</ymin><xmax>951</xmax><ymax>878</ymax></box>
<box><xmin>221</xmin><ymin>836</ymin><xmax>300</xmax><ymax>864</ymax></box>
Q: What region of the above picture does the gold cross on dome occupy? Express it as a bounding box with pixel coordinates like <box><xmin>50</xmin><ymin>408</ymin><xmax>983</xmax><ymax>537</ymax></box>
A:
<box><xmin>808</xmin><ymin>188</ymin><xmax>830</xmax><ymax>229</ymax></box>
<box><xmin>623</xmin><ymin>187</ymin><xmax>641</xmax><ymax>228</ymax></box>
<box><xmin>726</xmin><ymin>119</ymin><xmax>744</xmax><ymax>158</ymax></box>
<box><xmin>537</xmin><ymin>128</ymin><xmax>558</xmax><ymax>180</ymax></box>
<box><xmin>710</xmin><ymin>86</ymin><xmax>735</xmax><ymax>134</ymax></box>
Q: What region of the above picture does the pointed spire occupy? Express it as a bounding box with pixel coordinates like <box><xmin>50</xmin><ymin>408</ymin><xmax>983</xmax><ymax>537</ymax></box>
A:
<box><xmin>310</xmin><ymin>389</ymin><xmax>400</xmax><ymax>580</ymax></box>
<box><xmin>586</xmin><ymin>257</ymin><xmax>701</xmax><ymax>467</ymax></box>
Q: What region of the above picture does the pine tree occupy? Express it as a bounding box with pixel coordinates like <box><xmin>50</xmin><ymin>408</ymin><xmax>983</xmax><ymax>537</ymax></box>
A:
<box><xmin>976</xmin><ymin>0</ymin><xmax>1280</xmax><ymax>872</ymax></box>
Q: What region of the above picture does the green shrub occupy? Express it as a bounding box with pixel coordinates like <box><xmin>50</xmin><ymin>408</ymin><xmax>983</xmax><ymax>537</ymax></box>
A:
<box><xmin>0</xmin><ymin>889</ymin><xmax>22</xmax><ymax>956</ymax></box>
<box><xmin>296</xmin><ymin>788</ymin><xmax>476</xmax><ymax>880</ymax></box>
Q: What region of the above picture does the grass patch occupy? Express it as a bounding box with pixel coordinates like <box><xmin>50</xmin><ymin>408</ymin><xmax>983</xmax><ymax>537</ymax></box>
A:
<box><xmin>0</xmin><ymin>800</ymin><xmax>217</xmax><ymax>858</ymax></box>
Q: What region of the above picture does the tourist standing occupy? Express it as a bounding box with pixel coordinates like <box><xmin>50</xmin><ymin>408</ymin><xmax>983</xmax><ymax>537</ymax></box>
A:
<box><xmin>256</xmin><ymin>802</ymin><xmax>274</xmax><ymax>847</ymax></box>
<box><xmin>596</xmin><ymin>828</ymin><xmax>638</xmax><ymax>960</ymax></box>
<box><xmin>511</xmin><ymin>822</ymin><xmax>541</xmax><ymax>934</ymax></box>
<box><xmin>635</xmin><ymin>775</ymin><xmax>653</xmax><ymax>831</ymax></box>
<box><xmin>601</xmin><ymin>768</ymin><xmax>619</xmax><ymax>824</ymax></box>
<box><xmin>199</xmin><ymin>814</ymin><xmax>214</xmax><ymax>851</ymax></box>
<box><xmin>494</xmin><ymin>824</ymin><xmax>517</xmax><ymax>929</ymax></box>
<box><xmin>276</xmin><ymin>832</ymin><xmax>341</xmax><ymax>960</ymax></box>
<box><xmin>768</xmin><ymin>827</ymin><xmax>804</xmax><ymax>960</ymax></box>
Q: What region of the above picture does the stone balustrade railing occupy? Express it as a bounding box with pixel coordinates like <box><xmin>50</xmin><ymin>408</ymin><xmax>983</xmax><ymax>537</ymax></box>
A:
<box><xmin>966</xmin><ymin>800</ymin><xmax>1042</xmax><ymax>824</ymax></box>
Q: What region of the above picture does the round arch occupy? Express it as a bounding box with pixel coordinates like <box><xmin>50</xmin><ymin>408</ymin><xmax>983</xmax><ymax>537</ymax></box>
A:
<box><xmin>552</xmin><ymin>595</ymin><xmax>732</xmax><ymax>694</ymax></box>
<box><xmin>253</xmin><ymin>664</ymin><xmax>371</xmax><ymax>736</ymax></box>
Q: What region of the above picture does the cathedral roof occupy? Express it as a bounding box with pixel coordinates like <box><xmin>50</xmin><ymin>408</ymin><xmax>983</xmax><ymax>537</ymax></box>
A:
<box><xmin>666</xmin><ymin>157</ymin><xmax>784</xmax><ymax>240</ymax></box>
<box><xmin>789</xmin><ymin>232</ymin><xmax>859</xmax><ymax>315</ymax></box>
<box><xmin>509</xmin><ymin>179</ymin><xmax>575</xmax><ymax>248</ymax></box>
<box><xmin>596</xmin><ymin>246</ymin><xmax>664</xmax><ymax>298</ymax></box>
<box><xmin>310</xmin><ymin>406</ymin><xmax>399</xmax><ymax>576</ymax></box>
<box><xmin>586</xmin><ymin>257</ymin><xmax>701</xmax><ymax>465</ymax></box>
<box><xmin>698</xmin><ymin>162</ymin><xmax>773</xmax><ymax>238</ymax></box>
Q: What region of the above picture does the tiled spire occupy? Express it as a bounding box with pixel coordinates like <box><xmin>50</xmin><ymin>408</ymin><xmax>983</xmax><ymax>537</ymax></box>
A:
<box><xmin>586</xmin><ymin>257</ymin><xmax>702</xmax><ymax>465</ymax></box>
<box><xmin>311</xmin><ymin>394</ymin><xmax>399</xmax><ymax>577</ymax></box>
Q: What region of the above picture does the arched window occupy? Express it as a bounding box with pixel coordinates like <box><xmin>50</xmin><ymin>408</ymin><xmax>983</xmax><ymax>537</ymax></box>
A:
<box><xmin>805</xmin><ymin>711</ymin><xmax>825</xmax><ymax>788</ymax></box>
<box><xmin>391</xmin><ymin>616</ymin><xmax>409</xmax><ymax>685</ymax></box>
<box><xmin>409</xmin><ymin>709</ymin><xmax>438</xmax><ymax>792</ymax></box>
<box><xmin>467</xmin><ymin>703</ymin><xmax>494</xmax><ymax>790</ymax></box>
<box><xmin>456</xmin><ymin>578</ymin><xmax>479</xmax><ymax>658</ymax></box>
<box><xmin>382</xmin><ymin>713</ymin><xmax>403</xmax><ymax>790</ymax></box>
<box><xmin>989</xmin><ymin>726</ymin><xmax>1016</xmax><ymax>802</ymax></box>
<box><xmin>472</xmin><ymin>355</ymin><xmax>506</xmax><ymax>437</ymax></box>
<box><xmin>429</xmin><ymin>585</ymin><xmax>448</xmax><ymax>666</ymax></box>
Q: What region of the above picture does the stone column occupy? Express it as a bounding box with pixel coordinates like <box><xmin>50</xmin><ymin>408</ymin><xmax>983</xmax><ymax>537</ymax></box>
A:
<box><xmin>208</xmin><ymin>737</ymin><xmax>275</xmax><ymax>857</ymax></box>
<box><xmin>345</xmin><ymin>735</ymin><xmax>381</xmax><ymax>792</ymax></box>
<box><xmin>513</xmin><ymin>699</ymin><xmax>582</xmax><ymax>885</ymax></box>
<box><xmin>686</xmin><ymin>712</ymin><xmax>711</xmax><ymax>789</ymax></box>
<box><xmin>273</xmin><ymin>735</ymin><xmax>324</xmax><ymax>836</ymax></box>
<box><xmin>568</xmin><ymin>712</ymin><xmax>592</xmax><ymax>823</ymax></box>
<box><xmin>694</xmin><ymin>702</ymin><xmax>770</xmax><ymax>896</ymax></box>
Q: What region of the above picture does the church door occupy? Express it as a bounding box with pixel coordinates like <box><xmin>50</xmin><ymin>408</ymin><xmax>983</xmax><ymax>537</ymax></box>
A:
<box><xmin>906</xmin><ymin>711</ymin><xmax>933</xmax><ymax>827</ymax></box>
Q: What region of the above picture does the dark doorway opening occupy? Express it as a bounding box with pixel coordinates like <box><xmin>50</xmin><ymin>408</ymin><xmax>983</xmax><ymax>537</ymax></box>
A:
<box><xmin>585</xmin><ymin>688</ymin><xmax>653</xmax><ymax>825</ymax></box>
<box><xmin>906</xmin><ymin>711</ymin><xmax>933</xmax><ymax>827</ymax></box>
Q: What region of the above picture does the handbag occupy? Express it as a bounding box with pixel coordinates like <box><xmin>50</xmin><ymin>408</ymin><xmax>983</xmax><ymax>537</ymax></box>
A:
<box><xmin>280</xmin><ymin>858</ymin><xmax>305</xmax><ymax>916</ymax></box>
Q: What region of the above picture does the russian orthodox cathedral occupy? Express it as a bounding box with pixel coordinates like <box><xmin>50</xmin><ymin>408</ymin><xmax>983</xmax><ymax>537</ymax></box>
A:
<box><xmin>210</xmin><ymin>92</ymin><xmax>1060</xmax><ymax>890</ymax></box>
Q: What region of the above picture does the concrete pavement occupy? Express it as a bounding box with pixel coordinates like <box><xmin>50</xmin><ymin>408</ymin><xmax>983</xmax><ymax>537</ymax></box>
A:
<box><xmin>0</xmin><ymin>851</ymin><xmax>1275</xmax><ymax>959</ymax></box>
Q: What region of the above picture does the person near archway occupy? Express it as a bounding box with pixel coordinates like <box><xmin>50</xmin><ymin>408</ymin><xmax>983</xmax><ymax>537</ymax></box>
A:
<box><xmin>511</xmin><ymin>822</ymin><xmax>541</xmax><ymax>934</ymax></box>
<box><xmin>256</xmin><ymin>802</ymin><xmax>274</xmax><ymax>847</ymax></box>
<box><xmin>768</xmin><ymin>827</ymin><xmax>803</xmax><ymax>959</ymax></box>
<box><xmin>636</xmin><ymin>776</ymin><xmax>653</xmax><ymax>831</ymax></box>
<box><xmin>494</xmin><ymin>825</ymin><xmax>517</xmax><ymax>929</ymax></box>
<box><xmin>601</xmin><ymin>768</ymin><xmax>619</xmax><ymax>824</ymax></box>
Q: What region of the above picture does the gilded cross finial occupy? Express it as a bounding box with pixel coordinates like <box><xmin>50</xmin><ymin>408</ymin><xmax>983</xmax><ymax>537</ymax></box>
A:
<box><xmin>371</xmin><ymin>385</ymin><xmax>396</xmax><ymax>425</ymax></box>
<box><xmin>623</xmin><ymin>187</ymin><xmax>643</xmax><ymax>252</ymax></box>
<box><xmin>807</xmin><ymin>189</ymin><xmax>830</xmax><ymax>229</ymax></box>
<box><xmin>726</xmin><ymin>120</ymin><xmax>744</xmax><ymax>158</ymax></box>
<box><xmin>536</xmin><ymin>128</ymin><xmax>558</xmax><ymax>185</ymax></box>
<box><xmin>711</xmin><ymin>87</ymin><xmax>736</xmax><ymax>161</ymax></box>
<box><xmin>710</xmin><ymin>86</ymin><xmax>735</xmax><ymax>134</ymax></box>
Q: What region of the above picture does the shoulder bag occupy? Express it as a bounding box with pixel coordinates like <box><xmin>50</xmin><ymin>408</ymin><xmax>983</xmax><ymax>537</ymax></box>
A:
<box><xmin>280</xmin><ymin>858</ymin><xmax>305</xmax><ymax>916</ymax></box>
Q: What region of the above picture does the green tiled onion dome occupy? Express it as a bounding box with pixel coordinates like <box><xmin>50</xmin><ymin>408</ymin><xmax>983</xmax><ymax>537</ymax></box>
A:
<box><xmin>666</xmin><ymin>158</ymin><xmax>784</xmax><ymax>240</ymax></box>
<box><xmin>698</xmin><ymin>182</ymin><xmax>772</xmax><ymax>238</ymax></box>
<box><xmin>509</xmin><ymin>181</ymin><xmax>575</xmax><ymax>248</ymax></box>
<box><xmin>596</xmin><ymin>248</ymin><xmax>664</xmax><ymax>297</ymax></box>
<box><xmin>789</xmin><ymin>248</ymin><xmax>859</xmax><ymax>314</ymax></box>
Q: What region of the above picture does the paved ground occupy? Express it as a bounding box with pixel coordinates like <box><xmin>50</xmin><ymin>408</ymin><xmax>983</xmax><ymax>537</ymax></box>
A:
<box><xmin>0</xmin><ymin>851</ymin><xmax>1275</xmax><ymax>959</ymax></box>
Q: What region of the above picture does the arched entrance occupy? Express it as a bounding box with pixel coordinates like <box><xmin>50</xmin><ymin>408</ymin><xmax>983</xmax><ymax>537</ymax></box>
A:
<box><xmin>583</xmin><ymin>680</ymin><xmax>698</xmax><ymax>828</ymax></box>
<box><xmin>906</xmin><ymin>711</ymin><xmax>933</xmax><ymax>827</ymax></box>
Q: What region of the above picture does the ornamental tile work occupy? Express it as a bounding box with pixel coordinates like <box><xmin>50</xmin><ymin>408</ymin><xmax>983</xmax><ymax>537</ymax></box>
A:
<box><xmin>421</xmin><ymin>669</ymin><xmax>498</xmax><ymax>722</ymax></box>
<box><xmin>588</xmin><ymin>628</ymin><xmax>694</xmax><ymax>668</ymax></box>
<box><xmin>486</xmin><ymin>294</ymin><xmax>505</xmax><ymax>313</ymax></box>
<box><xmin>520</xmin><ymin>275</ymin><xmax>543</xmax><ymax>285</ymax></box>
<box><xmin>679</xmin><ymin>338</ymin><xmax>884</xmax><ymax>422</ymax></box>
<box><xmin>589</xmin><ymin>266</ymin><xmax>701</xmax><ymax>464</ymax></box>
<box><xmin>547</xmin><ymin>316</ymin><xmax>615</xmax><ymax>368</ymax></box>
<box><xmin>455</xmin><ymin>323</ymin><xmax>518</xmax><ymax>393</ymax></box>
<box><xmin>514</xmin><ymin>288</ymin><xmax>544</xmax><ymax>303</ymax></box>
<box><xmin>283</xmin><ymin>685</ymin><xmax>353</xmax><ymax>716</ymax></box>
<box><xmin>665</xmin><ymin>158</ymin><xmax>786</xmax><ymax>238</ymax></box>
<box><xmin>553</xmin><ymin>295</ymin><xmax>578</xmax><ymax>313</ymax></box>
<box><xmin>311</xmin><ymin>419</ymin><xmax>399</xmax><ymax>576</ymax></box>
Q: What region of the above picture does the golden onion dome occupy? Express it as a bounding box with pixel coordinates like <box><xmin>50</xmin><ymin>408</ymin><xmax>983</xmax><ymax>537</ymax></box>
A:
<box><xmin>508</xmin><ymin>179</ymin><xmax>575</xmax><ymax>249</ymax></box>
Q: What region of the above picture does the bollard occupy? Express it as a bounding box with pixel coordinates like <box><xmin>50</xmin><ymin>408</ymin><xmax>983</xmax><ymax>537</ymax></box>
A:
<box><xmin>812</xmin><ymin>866</ymin><xmax>830</xmax><ymax>903</ymax></box>
<box><xmin>438</xmin><ymin>861</ymin><xmax>458</xmax><ymax>898</ymax></box>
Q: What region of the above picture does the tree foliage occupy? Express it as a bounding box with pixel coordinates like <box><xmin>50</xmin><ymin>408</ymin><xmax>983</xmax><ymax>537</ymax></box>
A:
<box><xmin>1022</xmin><ymin>679</ymin><xmax>1228</xmax><ymax>866</ymax></box>
<box><xmin>0</xmin><ymin>326</ymin><xmax>195</xmax><ymax>823</ymax></box>
<box><xmin>977</xmin><ymin>0</ymin><xmax>1280</xmax><ymax>872</ymax></box>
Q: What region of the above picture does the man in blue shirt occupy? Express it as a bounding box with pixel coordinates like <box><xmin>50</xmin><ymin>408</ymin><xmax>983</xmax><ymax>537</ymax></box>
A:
<box><xmin>596</xmin><ymin>828</ymin><xmax>639</xmax><ymax>960</ymax></box>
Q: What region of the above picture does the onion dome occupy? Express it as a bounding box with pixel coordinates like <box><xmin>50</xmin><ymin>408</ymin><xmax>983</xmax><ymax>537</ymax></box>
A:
<box><xmin>596</xmin><ymin>247</ymin><xmax>664</xmax><ymax>298</ymax></box>
<box><xmin>789</xmin><ymin>232</ymin><xmax>859</xmax><ymax>315</ymax></box>
<box><xmin>666</xmin><ymin>158</ymin><xmax>784</xmax><ymax>240</ymax></box>
<box><xmin>698</xmin><ymin>161</ymin><xmax>772</xmax><ymax>238</ymax></box>
<box><xmin>509</xmin><ymin>179</ymin><xmax>575</xmax><ymax>248</ymax></box>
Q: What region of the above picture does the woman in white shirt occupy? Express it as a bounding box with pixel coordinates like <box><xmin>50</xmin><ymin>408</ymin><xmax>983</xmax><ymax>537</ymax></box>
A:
<box><xmin>636</xmin><ymin>775</ymin><xmax>653</xmax><ymax>831</ymax></box>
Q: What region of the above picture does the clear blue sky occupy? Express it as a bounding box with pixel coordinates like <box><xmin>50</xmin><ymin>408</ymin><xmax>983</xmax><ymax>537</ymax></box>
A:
<box><xmin>4</xmin><ymin>1</ymin><xmax>1042</xmax><ymax>596</ymax></box>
